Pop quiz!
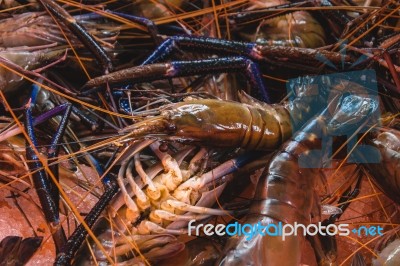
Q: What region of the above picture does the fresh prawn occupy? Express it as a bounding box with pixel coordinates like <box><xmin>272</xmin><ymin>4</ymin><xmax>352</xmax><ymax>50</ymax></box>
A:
<box><xmin>117</xmin><ymin>74</ymin><xmax>333</xmax><ymax>151</ymax></box>
<box><xmin>0</xmin><ymin>11</ymin><xmax>119</xmax><ymax>92</ymax></box>
<box><xmin>364</xmin><ymin>127</ymin><xmax>400</xmax><ymax>204</ymax></box>
<box><xmin>216</xmin><ymin>93</ymin><xmax>379</xmax><ymax>266</ymax></box>
<box><xmin>233</xmin><ymin>0</ymin><xmax>327</xmax><ymax>48</ymax></box>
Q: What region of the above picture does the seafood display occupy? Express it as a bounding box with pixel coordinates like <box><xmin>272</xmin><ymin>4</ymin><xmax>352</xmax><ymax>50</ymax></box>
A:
<box><xmin>0</xmin><ymin>0</ymin><xmax>399</xmax><ymax>265</ymax></box>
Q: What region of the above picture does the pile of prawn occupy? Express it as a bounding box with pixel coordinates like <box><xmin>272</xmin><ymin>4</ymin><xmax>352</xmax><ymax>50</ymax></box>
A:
<box><xmin>0</xmin><ymin>0</ymin><xmax>399</xmax><ymax>265</ymax></box>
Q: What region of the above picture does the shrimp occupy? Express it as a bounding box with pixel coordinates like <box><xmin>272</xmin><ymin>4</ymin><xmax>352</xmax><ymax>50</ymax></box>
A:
<box><xmin>117</xmin><ymin>72</ymin><xmax>336</xmax><ymax>151</ymax></box>
<box><xmin>363</xmin><ymin>128</ymin><xmax>400</xmax><ymax>204</ymax></box>
<box><xmin>78</xmin><ymin>76</ymin><xmax>371</xmax><ymax>264</ymax></box>
<box><xmin>361</xmin><ymin>125</ymin><xmax>400</xmax><ymax>265</ymax></box>
<box><xmin>69</xmin><ymin>73</ymin><xmax>335</xmax><ymax>264</ymax></box>
<box><xmin>0</xmin><ymin>48</ymin><xmax>65</xmax><ymax>92</ymax></box>
<box><xmin>117</xmin><ymin>71</ymin><xmax>374</xmax><ymax>151</ymax></box>
<box><xmin>373</xmin><ymin>227</ymin><xmax>400</xmax><ymax>265</ymax></box>
<box><xmin>234</xmin><ymin>0</ymin><xmax>327</xmax><ymax>48</ymax></box>
<box><xmin>120</xmin><ymin>99</ymin><xmax>293</xmax><ymax>150</ymax></box>
<box><xmin>0</xmin><ymin>11</ymin><xmax>119</xmax><ymax>92</ymax></box>
<box><xmin>54</xmin><ymin>75</ymin><xmax>331</xmax><ymax>264</ymax></box>
<box><xmin>0</xmin><ymin>12</ymin><xmax>67</xmax><ymax>92</ymax></box>
<box><xmin>0</xmin><ymin>12</ymin><xmax>72</xmax><ymax>48</ymax></box>
<box><xmin>217</xmin><ymin>93</ymin><xmax>379</xmax><ymax>266</ymax></box>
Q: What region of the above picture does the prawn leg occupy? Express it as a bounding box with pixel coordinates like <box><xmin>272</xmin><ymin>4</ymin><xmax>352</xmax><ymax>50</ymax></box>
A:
<box><xmin>105</xmin><ymin>11</ymin><xmax>162</xmax><ymax>44</ymax></box>
<box><xmin>24</xmin><ymin>101</ymin><xmax>72</xmax><ymax>252</ymax></box>
<box><xmin>83</xmin><ymin>56</ymin><xmax>270</xmax><ymax>103</ymax></box>
<box><xmin>141</xmin><ymin>36</ymin><xmax>346</xmax><ymax>66</ymax></box>
<box><xmin>363</xmin><ymin>129</ymin><xmax>400</xmax><ymax>204</ymax></box>
<box><xmin>23</xmin><ymin>92</ymin><xmax>120</xmax><ymax>264</ymax></box>
<box><xmin>310</xmin><ymin>174</ymin><xmax>363</xmax><ymax>265</ymax></box>
<box><xmin>55</xmin><ymin>177</ymin><xmax>119</xmax><ymax>266</ymax></box>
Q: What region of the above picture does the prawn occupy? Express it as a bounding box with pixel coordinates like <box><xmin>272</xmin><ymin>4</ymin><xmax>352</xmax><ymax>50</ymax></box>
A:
<box><xmin>231</xmin><ymin>0</ymin><xmax>327</xmax><ymax>48</ymax></box>
<box><xmin>217</xmin><ymin>93</ymin><xmax>379</xmax><ymax>266</ymax></box>
<box><xmin>363</xmin><ymin>127</ymin><xmax>400</xmax><ymax>204</ymax></box>
<box><xmin>0</xmin><ymin>10</ymin><xmax>119</xmax><ymax>92</ymax></box>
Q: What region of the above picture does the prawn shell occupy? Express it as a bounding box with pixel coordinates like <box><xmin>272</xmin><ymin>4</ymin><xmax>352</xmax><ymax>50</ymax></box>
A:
<box><xmin>365</xmin><ymin>131</ymin><xmax>400</xmax><ymax>204</ymax></box>
<box><xmin>0</xmin><ymin>49</ymin><xmax>65</xmax><ymax>92</ymax></box>
<box><xmin>165</xmin><ymin>99</ymin><xmax>292</xmax><ymax>150</ymax></box>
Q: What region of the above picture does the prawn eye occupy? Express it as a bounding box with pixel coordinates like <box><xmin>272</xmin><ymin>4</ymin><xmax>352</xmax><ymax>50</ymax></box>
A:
<box><xmin>167</xmin><ymin>123</ymin><xmax>177</xmax><ymax>132</ymax></box>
